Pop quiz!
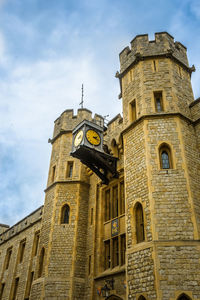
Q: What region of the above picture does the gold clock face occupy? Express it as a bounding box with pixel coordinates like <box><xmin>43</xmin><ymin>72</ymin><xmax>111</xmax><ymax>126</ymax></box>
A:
<box><xmin>74</xmin><ymin>130</ymin><xmax>83</xmax><ymax>147</ymax></box>
<box><xmin>86</xmin><ymin>129</ymin><xmax>101</xmax><ymax>146</ymax></box>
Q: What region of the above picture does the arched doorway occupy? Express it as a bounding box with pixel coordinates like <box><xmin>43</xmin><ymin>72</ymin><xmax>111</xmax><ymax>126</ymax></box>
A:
<box><xmin>177</xmin><ymin>294</ymin><xmax>191</xmax><ymax>300</ymax></box>
<box><xmin>105</xmin><ymin>295</ymin><xmax>123</xmax><ymax>300</ymax></box>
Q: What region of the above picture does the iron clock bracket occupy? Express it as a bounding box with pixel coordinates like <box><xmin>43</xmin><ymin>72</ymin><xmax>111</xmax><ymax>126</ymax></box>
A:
<box><xmin>71</xmin><ymin>145</ymin><xmax>118</xmax><ymax>185</ymax></box>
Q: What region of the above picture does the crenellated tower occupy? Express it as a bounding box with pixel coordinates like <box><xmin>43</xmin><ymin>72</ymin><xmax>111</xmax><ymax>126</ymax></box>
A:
<box><xmin>118</xmin><ymin>32</ymin><xmax>200</xmax><ymax>299</ymax></box>
<box><xmin>30</xmin><ymin>108</ymin><xmax>104</xmax><ymax>300</ymax></box>
<box><xmin>1</xmin><ymin>32</ymin><xmax>200</xmax><ymax>300</ymax></box>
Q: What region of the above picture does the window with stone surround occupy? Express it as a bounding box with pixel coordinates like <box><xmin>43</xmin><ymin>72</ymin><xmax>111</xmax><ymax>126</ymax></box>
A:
<box><xmin>90</xmin><ymin>208</ymin><xmax>93</xmax><ymax>225</ymax></box>
<box><xmin>135</xmin><ymin>202</ymin><xmax>145</xmax><ymax>243</ymax></box>
<box><xmin>5</xmin><ymin>247</ymin><xmax>12</xmax><ymax>270</ymax></box>
<box><xmin>88</xmin><ymin>255</ymin><xmax>91</xmax><ymax>275</ymax></box>
<box><xmin>129</xmin><ymin>99</ymin><xmax>136</xmax><ymax>123</ymax></box>
<box><xmin>154</xmin><ymin>91</ymin><xmax>163</xmax><ymax>112</ymax></box>
<box><xmin>153</xmin><ymin>60</ymin><xmax>157</xmax><ymax>72</ymax></box>
<box><xmin>38</xmin><ymin>248</ymin><xmax>45</xmax><ymax>278</ymax></box>
<box><xmin>25</xmin><ymin>271</ymin><xmax>34</xmax><ymax>299</ymax></box>
<box><xmin>19</xmin><ymin>239</ymin><xmax>26</xmax><ymax>263</ymax></box>
<box><xmin>66</xmin><ymin>161</ymin><xmax>74</xmax><ymax>178</ymax></box>
<box><xmin>104</xmin><ymin>181</ymin><xmax>125</xmax><ymax>222</ymax></box>
<box><xmin>61</xmin><ymin>204</ymin><xmax>70</xmax><ymax>224</ymax></box>
<box><xmin>51</xmin><ymin>165</ymin><xmax>56</xmax><ymax>182</ymax></box>
<box><xmin>159</xmin><ymin>143</ymin><xmax>172</xmax><ymax>169</ymax></box>
<box><xmin>33</xmin><ymin>231</ymin><xmax>40</xmax><ymax>256</ymax></box>
<box><xmin>103</xmin><ymin>179</ymin><xmax>126</xmax><ymax>270</ymax></box>
<box><xmin>0</xmin><ymin>283</ymin><xmax>5</xmax><ymax>300</ymax></box>
<box><xmin>12</xmin><ymin>277</ymin><xmax>19</xmax><ymax>300</ymax></box>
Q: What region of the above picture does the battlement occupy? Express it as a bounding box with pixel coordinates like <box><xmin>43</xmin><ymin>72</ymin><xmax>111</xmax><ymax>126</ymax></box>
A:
<box><xmin>0</xmin><ymin>206</ymin><xmax>43</xmax><ymax>244</ymax></box>
<box><xmin>119</xmin><ymin>32</ymin><xmax>189</xmax><ymax>74</ymax></box>
<box><xmin>0</xmin><ymin>223</ymin><xmax>9</xmax><ymax>234</ymax></box>
<box><xmin>53</xmin><ymin>108</ymin><xmax>104</xmax><ymax>139</ymax></box>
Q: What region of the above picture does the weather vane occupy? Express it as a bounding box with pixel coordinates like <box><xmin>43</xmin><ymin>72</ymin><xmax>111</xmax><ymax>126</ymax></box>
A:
<box><xmin>79</xmin><ymin>84</ymin><xmax>84</xmax><ymax>108</ymax></box>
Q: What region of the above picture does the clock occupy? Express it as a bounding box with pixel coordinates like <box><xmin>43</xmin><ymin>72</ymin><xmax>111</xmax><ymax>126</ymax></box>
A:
<box><xmin>74</xmin><ymin>130</ymin><xmax>83</xmax><ymax>147</ymax></box>
<box><xmin>86</xmin><ymin>129</ymin><xmax>101</xmax><ymax>146</ymax></box>
<box><xmin>71</xmin><ymin>120</ymin><xmax>103</xmax><ymax>153</ymax></box>
<box><xmin>71</xmin><ymin>119</ymin><xmax>118</xmax><ymax>185</ymax></box>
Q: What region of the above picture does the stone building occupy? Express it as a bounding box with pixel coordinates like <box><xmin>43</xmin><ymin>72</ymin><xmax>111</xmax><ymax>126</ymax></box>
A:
<box><xmin>0</xmin><ymin>32</ymin><xmax>200</xmax><ymax>300</ymax></box>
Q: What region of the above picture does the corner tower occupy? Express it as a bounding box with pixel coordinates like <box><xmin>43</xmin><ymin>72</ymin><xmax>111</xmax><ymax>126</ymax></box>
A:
<box><xmin>118</xmin><ymin>32</ymin><xmax>200</xmax><ymax>299</ymax></box>
<box><xmin>30</xmin><ymin>109</ymin><xmax>103</xmax><ymax>300</ymax></box>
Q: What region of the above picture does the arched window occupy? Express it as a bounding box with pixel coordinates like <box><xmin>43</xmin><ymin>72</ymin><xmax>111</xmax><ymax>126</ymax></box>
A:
<box><xmin>61</xmin><ymin>204</ymin><xmax>70</xmax><ymax>224</ymax></box>
<box><xmin>138</xmin><ymin>296</ymin><xmax>147</xmax><ymax>300</ymax></box>
<box><xmin>159</xmin><ymin>144</ymin><xmax>172</xmax><ymax>169</ymax></box>
<box><xmin>38</xmin><ymin>247</ymin><xmax>45</xmax><ymax>278</ymax></box>
<box><xmin>135</xmin><ymin>203</ymin><xmax>145</xmax><ymax>243</ymax></box>
<box><xmin>177</xmin><ymin>294</ymin><xmax>191</xmax><ymax>300</ymax></box>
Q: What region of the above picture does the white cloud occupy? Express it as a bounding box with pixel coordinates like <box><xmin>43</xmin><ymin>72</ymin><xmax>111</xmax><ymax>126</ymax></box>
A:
<box><xmin>0</xmin><ymin>0</ymin><xmax>200</xmax><ymax>226</ymax></box>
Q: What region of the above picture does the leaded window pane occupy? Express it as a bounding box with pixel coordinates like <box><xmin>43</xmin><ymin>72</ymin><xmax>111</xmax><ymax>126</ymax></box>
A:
<box><xmin>161</xmin><ymin>151</ymin><xmax>170</xmax><ymax>169</ymax></box>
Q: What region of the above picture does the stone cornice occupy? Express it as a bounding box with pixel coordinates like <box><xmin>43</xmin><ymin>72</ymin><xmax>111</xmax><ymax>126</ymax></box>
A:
<box><xmin>117</xmin><ymin>52</ymin><xmax>195</xmax><ymax>80</ymax></box>
<box><xmin>48</xmin><ymin>130</ymin><xmax>72</xmax><ymax>144</ymax></box>
<box><xmin>122</xmin><ymin>112</ymin><xmax>194</xmax><ymax>136</ymax></box>
<box><xmin>0</xmin><ymin>217</ymin><xmax>42</xmax><ymax>245</ymax></box>
<box><xmin>126</xmin><ymin>240</ymin><xmax>200</xmax><ymax>255</ymax></box>
<box><xmin>44</xmin><ymin>180</ymin><xmax>90</xmax><ymax>192</ymax></box>
<box><xmin>94</xmin><ymin>266</ymin><xmax>125</xmax><ymax>280</ymax></box>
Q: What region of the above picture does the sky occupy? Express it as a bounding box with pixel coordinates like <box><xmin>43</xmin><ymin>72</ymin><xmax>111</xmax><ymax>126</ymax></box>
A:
<box><xmin>0</xmin><ymin>0</ymin><xmax>200</xmax><ymax>226</ymax></box>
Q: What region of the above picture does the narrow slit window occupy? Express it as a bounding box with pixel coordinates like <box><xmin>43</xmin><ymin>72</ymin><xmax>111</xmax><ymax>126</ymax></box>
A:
<box><xmin>88</xmin><ymin>255</ymin><xmax>91</xmax><ymax>275</ymax></box>
<box><xmin>90</xmin><ymin>208</ymin><xmax>93</xmax><ymax>225</ymax></box>
<box><xmin>105</xmin><ymin>190</ymin><xmax>111</xmax><ymax>222</ymax></box>
<box><xmin>104</xmin><ymin>240</ymin><xmax>110</xmax><ymax>270</ymax></box>
<box><xmin>66</xmin><ymin>161</ymin><xmax>73</xmax><ymax>178</ymax></box>
<box><xmin>38</xmin><ymin>248</ymin><xmax>45</xmax><ymax>278</ymax></box>
<box><xmin>0</xmin><ymin>283</ymin><xmax>5</xmax><ymax>299</ymax></box>
<box><xmin>61</xmin><ymin>204</ymin><xmax>70</xmax><ymax>224</ymax></box>
<box><xmin>12</xmin><ymin>277</ymin><xmax>19</xmax><ymax>300</ymax></box>
<box><xmin>112</xmin><ymin>237</ymin><xmax>119</xmax><ymax>267</ymax></box>
<box><xmin>51</xmin><ymin>165</ymin><xmax>56</xmax><ymax>182</ymax></box>
<box><xmin>5</xmin><ymin>248</ymin><xmax>12</xmax><ymax>269</ymax></box>
<box><xmin>178</xmin><ymin>66</ymin><xmax>182</xmax><ymax>78</ymax></box>
<box><xmin>26</xmin><ymin>271</ymin><xmax>34</xmax><ymax>298</ymax></box>
<box><xmin>34</xmin><ymin>232</ymin><xmax>40</xmax><ymax>256</ymax></box>
<box><xmin>120</xmin><ymin>181</ymin><xmax>125</xmax><ymax>215</ymax></box>
<box><xmin>19</xmin><ymin>240</ymin><xmax>26</xmax><ymax>263</ymax></box>
<box><xmin>153</xmin><ymin>60</ymin><xmax>157</xmax><ymax>72</ymax></box>
<box><xmin>112</xmin><ymin>185</ymin><xmax>118</xmax><ymax>218</ymax></box>
<box><xmin>135</xmin><ymin>203</ymin><xmax>145</xmax><ymax>243</ymax></box>
<box><xmin>129</xmin><ymin>100</ymin><xmax>136</xmax><ymax>122</ymax></box>
<box><xmin>154</xmin><ymin>92</ymin><xmax>163</xmax><ymax>112</ymax></box>
<box><xmin>121</xmin><ymin>234</ymin><xmax>126</xmax><ymax>265</ymax></box>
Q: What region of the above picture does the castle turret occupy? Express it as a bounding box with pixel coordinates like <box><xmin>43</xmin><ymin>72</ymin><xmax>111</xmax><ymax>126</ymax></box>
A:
<box><xmin>30</xmin><ymin>109</ymin><xmax>103</xmax><ymax>300</ymax></box>
<box><xmin>120</xmin><ymin>32</ymin><xmax>200</xmax><ymax>299</ymax></box>
<box><xmin>118</xmin><ymin>32</ymin><xmax>195</xmax><ymax>127</ymax></box>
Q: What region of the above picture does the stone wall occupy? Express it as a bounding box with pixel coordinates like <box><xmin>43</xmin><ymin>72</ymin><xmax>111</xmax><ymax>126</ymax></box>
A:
<box><xmin>0</xmin><ymin>207</ymin><xmax>42</xmax><ymax>299</ymax></box>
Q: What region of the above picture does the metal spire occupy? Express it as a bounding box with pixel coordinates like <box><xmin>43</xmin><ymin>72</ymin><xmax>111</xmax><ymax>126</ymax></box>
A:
<box><xmin>79</xmin><ymin>84</ymin><xmax>84</xmax><ymax>108</ymax></box>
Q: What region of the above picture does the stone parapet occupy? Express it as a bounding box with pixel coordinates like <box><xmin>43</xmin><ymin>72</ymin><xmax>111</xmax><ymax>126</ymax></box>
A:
<box><xmin>0</xmin><ymin>206</ymin><xmax>43</xmax><ymax>244</ymax></box>
<box><xmin>53</xmin><ymin>108</ymin><xmax>104</xmax><ymax>139</ymax></box>
<box><xmin>0</xmin><ymin>224</ymin><xmax>9</xmax><ymax>235</ymax></box>
<box><xmin>119</xmin><ymin>32</ymin><xmax>190</xmax><ymax>74</ymax></box>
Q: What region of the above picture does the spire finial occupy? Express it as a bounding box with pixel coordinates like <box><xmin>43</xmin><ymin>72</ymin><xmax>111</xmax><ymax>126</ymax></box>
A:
<box><xmin>79</xmin><ymin>84</ymin><xmax>84</xmax><ymax>109</ymax></box>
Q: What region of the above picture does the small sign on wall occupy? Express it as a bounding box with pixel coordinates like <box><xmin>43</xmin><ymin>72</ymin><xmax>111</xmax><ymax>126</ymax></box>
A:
<box><xmin>111</xmin><ymin>218</ymin><xmax>119</xmax><ymax>236</ymax></box>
